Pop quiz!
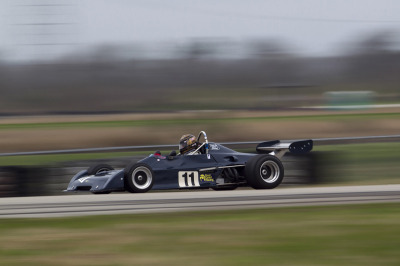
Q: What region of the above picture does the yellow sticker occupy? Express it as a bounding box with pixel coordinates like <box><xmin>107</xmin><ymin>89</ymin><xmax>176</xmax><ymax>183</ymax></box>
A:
<box><xmin>200</xmin><ymin>174</ymin><xmax>214</xmax><ymax>182</ymax></box>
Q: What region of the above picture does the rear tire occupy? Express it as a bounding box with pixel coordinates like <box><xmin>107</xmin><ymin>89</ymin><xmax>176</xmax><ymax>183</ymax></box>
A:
<box><xmin>245</xmin><ymin>155</ymin><xmax>284</xmax><ymax>189</ymax></box>
<box><xmin>125</xmin><ymin>163</ymin><xmax>154</xmax><ymax>193</ymax></box>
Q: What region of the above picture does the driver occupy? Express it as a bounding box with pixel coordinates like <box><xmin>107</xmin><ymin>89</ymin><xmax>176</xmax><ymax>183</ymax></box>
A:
<box><xmin>179</xmin><ymin>134</ymin><xmax>200</xmax><ymax>155</ymax></box>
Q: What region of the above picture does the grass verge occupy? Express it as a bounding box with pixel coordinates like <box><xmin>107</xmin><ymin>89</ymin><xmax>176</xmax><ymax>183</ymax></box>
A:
<box><xmin>0</xmin><ymin>203</ymin><xmax>399</xmax><ymax>265</ymax></box>
<box><xmin>314</xmin><ymin>142</ymin><xmax>400</xmax><ymax>185</ymax></box>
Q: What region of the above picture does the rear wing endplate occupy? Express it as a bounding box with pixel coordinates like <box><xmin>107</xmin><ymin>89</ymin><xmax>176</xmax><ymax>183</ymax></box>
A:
<box><xmin>256</xmin><ymin>139</ymin><xmax>313</xmax><ymax>159</ymax></box>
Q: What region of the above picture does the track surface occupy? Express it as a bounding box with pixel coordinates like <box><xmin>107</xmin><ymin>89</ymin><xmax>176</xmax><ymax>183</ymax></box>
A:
<box><xmin>1</xmin><ymin>185</ymin><xmax>400</xmax><ymax>218</ymax></box>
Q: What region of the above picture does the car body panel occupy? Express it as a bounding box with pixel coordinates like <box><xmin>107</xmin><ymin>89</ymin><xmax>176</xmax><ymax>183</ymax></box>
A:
<box><xmin>67</xmin><ymin>169</ymin><xmax>125</xmax><ymax>193</ymax></box>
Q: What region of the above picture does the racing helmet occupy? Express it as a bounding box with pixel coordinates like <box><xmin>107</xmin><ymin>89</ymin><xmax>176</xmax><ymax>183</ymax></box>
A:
<box><xmin>179</xmin><ymin>134</ymin><xmax>198</xmax><ymax>154</ymax></box>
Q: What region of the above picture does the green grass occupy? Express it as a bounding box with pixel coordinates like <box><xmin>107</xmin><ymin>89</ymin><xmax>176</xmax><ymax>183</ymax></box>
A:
<box><xmin>315</xmin><ymin>142</ymin><xmax>400</xmax><ymax>160</ymax></box>
<box><xmin>0</xmin><ymin>151</ymin><xmax>145</xmax><ymax>166</ymax></box>
<box><xmin>1</xmin><ymin>203</ymin><xmax>399</xmax><ymax>265</ymax></box>
<box><xmin>314</xmin><ymin>142</ymin><xmax>400</xmax><ymax>185</ymax></box>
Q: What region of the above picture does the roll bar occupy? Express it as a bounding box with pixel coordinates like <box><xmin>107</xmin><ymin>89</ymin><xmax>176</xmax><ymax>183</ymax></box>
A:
<box><xmin>188</xmin><ymin>131</ymin><xmax>209</xmax><ymax>156</ymax></box>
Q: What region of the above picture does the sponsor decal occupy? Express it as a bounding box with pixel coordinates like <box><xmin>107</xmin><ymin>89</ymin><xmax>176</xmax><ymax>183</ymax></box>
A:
<box><xmin>200</xmin><ymin>174</ymin><xmax>214</xmax><ymax>182</ymax></box>
<box><xmin>210</xmin><ymin>143</ymin><xmax>220</xmax><ymax>150</ymax></box>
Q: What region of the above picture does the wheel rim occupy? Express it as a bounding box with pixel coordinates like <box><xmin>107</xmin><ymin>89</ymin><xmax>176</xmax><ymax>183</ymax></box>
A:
<box><xmin>259</xmin><ymin>160</ymin><xmax>280</xmax><ymax>183</ymax></box>
<box><xmin>131</xmin><ymin>166</ymin><xmax>152</xmax><ymax>190</ymax></box>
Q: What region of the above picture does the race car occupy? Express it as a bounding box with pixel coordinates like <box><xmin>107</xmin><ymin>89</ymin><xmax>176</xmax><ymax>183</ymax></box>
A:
<box><xmin>65</xmin><ymin>131</ymin><xmax>313</xmax><ymax>194</ymax></box>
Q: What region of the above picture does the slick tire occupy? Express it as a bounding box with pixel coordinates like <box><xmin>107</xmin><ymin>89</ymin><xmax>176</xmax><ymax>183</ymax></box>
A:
<box><xmin>245</xmin><ymin>155</ymin><xmax>284</xmax><ymax>189</ymax></box>
<box><xmin>87</xmin><ymin>164</ymin><xmax>114</xmax><ymax>175</ymax></box>
<box><xmin>125</xmin><ymin>163</ymin><xmax>154</xmax><ymax>193</ymax></box>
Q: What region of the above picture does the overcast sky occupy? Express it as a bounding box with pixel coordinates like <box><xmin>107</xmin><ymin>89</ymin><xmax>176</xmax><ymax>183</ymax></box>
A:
<box><xmin>2</xmin><ymin>0</ymin><xmax>400</xmax><ymax>61</ymax></box>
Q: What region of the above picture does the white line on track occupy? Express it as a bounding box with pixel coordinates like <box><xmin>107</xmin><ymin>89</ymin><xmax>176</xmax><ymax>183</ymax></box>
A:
<box><xmin>1</xmin><ymin>185</ymin><xmax>400</xmax><ymax>218</ymax></box>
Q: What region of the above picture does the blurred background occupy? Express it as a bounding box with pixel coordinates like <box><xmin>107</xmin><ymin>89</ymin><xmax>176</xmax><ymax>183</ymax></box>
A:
<box><xmin>1</xmin><ymin>0</ymin><xmax>400</xmax><ymax>114</ymax></box>
<box><xmin>0</xmin><ymin>0</ymin><xmax>400</xmax><ymax>196</ymax></box>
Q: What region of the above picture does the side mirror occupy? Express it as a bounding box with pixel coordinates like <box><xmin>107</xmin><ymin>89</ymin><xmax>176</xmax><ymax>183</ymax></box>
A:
<box><xmin>168</xmin><ymin>150</ymin><xmax>177</xmax><ymax>160</ymax></box>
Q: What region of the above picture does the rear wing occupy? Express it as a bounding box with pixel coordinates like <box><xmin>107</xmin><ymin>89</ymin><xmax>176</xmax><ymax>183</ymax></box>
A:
<box><xmin>256</xmin><ymin>139</ymin><xmax>313</xmax><ymax>159</ymax></box>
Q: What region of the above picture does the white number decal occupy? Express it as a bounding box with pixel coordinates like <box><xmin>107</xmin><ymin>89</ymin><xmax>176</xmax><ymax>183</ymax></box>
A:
<box><xmin>178</xmin><ymin>171</ymin><xmax>200</xmax><ymax>187</ymax></box>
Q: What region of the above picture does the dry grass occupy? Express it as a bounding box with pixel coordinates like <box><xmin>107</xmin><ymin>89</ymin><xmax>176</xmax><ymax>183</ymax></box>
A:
<box><xmin>1</xmin><ymin>107</ymin><xmax>399</xmax><ymax>124</ymax></box>
<box><xmin>0</xmin><ymin>109</ymin><xmax>399</xmax><ymax>152</ymax></box>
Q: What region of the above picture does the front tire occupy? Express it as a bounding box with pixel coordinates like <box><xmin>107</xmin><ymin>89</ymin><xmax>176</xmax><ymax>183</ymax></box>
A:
<box><xmin>125</xmin><ymin>163</ymin><xmax>154</xmax><ymax>193</ymax></box>
<box><xmin>211</xmin><ymin>185</ymin><xmax>238</xmax><ymax>191</ymax></box>
<box><xmin>245</xmin><ymin>155</ymin><xmax>284</xmax><ymax>189</ymax></box>
<box><xmin>87</xmin><ymin>164</ymin><xmax>114</xmax><ymax>175</ymax></box>
<box><xmin>92</xmin><ymin>191</ymin><xmax>111</xmax><ymax>194</ymax></box>
<box><xmin>87</xmin><ymin>164</ymin><xmax>114</xmax><ymax>194</ymax></box>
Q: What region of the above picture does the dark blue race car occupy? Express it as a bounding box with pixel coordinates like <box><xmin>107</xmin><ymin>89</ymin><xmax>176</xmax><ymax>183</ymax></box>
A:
<box><xmin>65</xmin><ymin>131</ymin><xmax>313</xmax><ymax>194</ymax></box>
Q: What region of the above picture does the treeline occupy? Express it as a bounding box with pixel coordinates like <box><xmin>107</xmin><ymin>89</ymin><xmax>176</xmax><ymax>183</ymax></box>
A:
<box><xmin>0</xmin><ymin>33</ymin><xmax>399</xmax><ymax>114</ymax></box>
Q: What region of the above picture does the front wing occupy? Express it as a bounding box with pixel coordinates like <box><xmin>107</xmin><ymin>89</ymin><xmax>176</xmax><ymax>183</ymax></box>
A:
<box><xmin>65</xmin><ymin>169</ymin><xmax>125</xmax><ymax>193</ymax></box>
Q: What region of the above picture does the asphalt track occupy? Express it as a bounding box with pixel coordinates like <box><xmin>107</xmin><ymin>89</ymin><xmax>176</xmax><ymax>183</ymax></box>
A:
<box><xmin>1</xmin><ymin>185</ymin><xmax>400</xmax><ymax>218</ymax></box>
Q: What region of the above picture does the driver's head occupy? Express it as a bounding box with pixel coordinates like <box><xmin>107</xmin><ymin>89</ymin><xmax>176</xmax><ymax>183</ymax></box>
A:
<box><xmin>179</xmin><ymin>134</ymin><xmax>198</xmax><ymax>155</ymax></box>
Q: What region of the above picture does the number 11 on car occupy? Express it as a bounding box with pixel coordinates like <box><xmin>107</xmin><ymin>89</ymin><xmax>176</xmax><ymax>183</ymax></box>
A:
<box><xmin>178</xmin><ymin>171</ymin><xmax>200</xmax><ymax>187</ymax></box>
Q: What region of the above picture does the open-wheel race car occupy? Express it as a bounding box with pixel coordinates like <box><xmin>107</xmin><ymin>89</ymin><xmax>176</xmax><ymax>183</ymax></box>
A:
<box><xmin>65</xmin><ymin>131</ymin><xmax>313</xmax><ymax>194</ymax></box>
